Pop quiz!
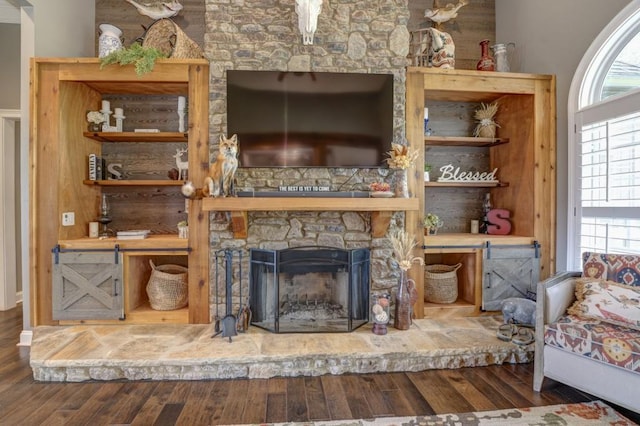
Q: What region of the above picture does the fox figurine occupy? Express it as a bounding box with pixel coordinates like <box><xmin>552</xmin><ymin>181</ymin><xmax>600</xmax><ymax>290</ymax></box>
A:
<box><xmin>181</xmin><ymin>134</ymin><xmax>239</xmax><ymax>199</ymax></box>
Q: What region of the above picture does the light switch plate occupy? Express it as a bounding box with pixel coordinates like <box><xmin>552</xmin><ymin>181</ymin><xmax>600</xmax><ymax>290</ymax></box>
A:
<box><xmin>62</xmin><ymin>212</ymin><xmax>75</xmax><ymax>226</ymax></box>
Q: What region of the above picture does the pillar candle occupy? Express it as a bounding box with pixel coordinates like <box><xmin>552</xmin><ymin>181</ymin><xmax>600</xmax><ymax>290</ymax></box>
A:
<box><xmin>102</xmin><ymin>100</ymin><xmax>110</xmax><ymax>112</ymax></box>
<box><xmin>178</xmin><ymin>96</ymin><xmax>186</xmax><ymax>111</ymax></box>
<box><xmin>89</xmin><ymin>222</ymin><xmax>99</xmax><ymax>238</ymax></box>
<box><xmin>114</xmin><ymin>107</ymin><xmax>123</xmax><ymax>117</ymax></box>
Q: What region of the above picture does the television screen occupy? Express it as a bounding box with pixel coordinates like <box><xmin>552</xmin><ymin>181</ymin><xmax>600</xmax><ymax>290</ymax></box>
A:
<box><xmin>227</xmin><ymin>70</ymin><xmax>394</xmax><ymax>168</ymax></box>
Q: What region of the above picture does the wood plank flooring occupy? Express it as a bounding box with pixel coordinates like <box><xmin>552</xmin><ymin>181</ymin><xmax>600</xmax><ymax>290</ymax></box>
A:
<box><xmin>1</xmin><ymin>306</ymin><xmax>638</xmax><ymax>425</ymax></box>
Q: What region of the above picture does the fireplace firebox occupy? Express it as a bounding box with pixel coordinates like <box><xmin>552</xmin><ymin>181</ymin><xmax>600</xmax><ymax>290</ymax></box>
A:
<box><xmin>249</xmin><ymin>247</ymin><xmax>370</xmax><ymax>333</ymax></box>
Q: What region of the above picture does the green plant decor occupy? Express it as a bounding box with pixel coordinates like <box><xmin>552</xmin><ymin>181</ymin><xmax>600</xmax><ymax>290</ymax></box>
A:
<box><xmin>100</xmin><ymin>43</ymin><xmax>167</xmax><ymax>76</ymax></box>
<box><xmin>423</xmin><ymin>213</ymin><xmax>442</xmax><ymax>229</ymax></box>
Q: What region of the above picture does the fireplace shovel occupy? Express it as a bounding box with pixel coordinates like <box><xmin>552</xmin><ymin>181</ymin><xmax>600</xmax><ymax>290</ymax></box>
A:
<box><xmin>212</xmin><ymin>249</ymin><xmax>238</xmax><ymax>342</ymax></box>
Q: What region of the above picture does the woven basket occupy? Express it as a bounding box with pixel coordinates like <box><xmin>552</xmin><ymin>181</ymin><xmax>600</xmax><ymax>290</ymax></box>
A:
<box><xmin>142</xmin><ymin>19</ymin><xmax>203</xmax><ymax>59</ymax></box>
<box><xmin>424</xmin><ymin>263</ymin><xmax>462</xmax><ymax>304</ymax></box>
<box><xmin>146</xmin><ymin>260</ymin><xmax>188</xmax><ymax>310</ymax></box>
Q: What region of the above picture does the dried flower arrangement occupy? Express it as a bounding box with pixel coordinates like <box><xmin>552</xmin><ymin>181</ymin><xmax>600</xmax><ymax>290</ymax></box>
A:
<box><xmin>86</xmin><ymin>111</ymin><xmax>106</xmax><ymax>124</ymax></box>
<box><xmin>389</xmin><ymin>229</ymin><xmax>424</xmax><ymax>271</ymax></box>
<box><xmin>385</xmin><ymin>143</ymin><xmax>419</xmax><ymax>170</ymax></box>
<box><xmin>473</xmin><ymin>102</ymin><xmax>500</xmax><ymax>138</ymax></box>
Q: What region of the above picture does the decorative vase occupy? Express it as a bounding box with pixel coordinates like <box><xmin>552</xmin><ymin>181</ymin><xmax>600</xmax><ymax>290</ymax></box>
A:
<box><xmin>476</xmin><ymin>39</ymin><xmax>495</xmax><ymax>71</ymax></box>
<box><xmin>371</xmin><ymin>293</ymin><xmax>390</xmax><ymax>335</ymax></box>
<box><xmin>395</xmin><ymin>169</ymin><xmax>409</xmax><ymax>198</ymax></box>
<box><xmin>394</xmin><ymin>270</ymin><xmax>416</xmax><ymax>330</ymax></box>
<box><xmin>87</xmin><ymin>122</ymin><xmax>102</xmax><ymax>132</ymax></box>
<box><xmin>98</xmin><ymin>24</ymin><xmax>123</xmax><ymax>58</ymax></box>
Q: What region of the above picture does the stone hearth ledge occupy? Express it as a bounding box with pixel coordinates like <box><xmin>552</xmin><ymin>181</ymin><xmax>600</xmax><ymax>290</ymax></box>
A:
<box><xmin>29</xmin><ymin>316</ymin><xmax>533</xmax><ymax>382</ymax></box>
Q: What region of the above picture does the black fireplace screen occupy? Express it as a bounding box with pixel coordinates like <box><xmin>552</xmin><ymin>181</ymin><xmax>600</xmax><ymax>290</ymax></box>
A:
<box><xmin>249</xmin><ymin>247</ymin><xmax>370</xmax><ymax>333</ymax></box>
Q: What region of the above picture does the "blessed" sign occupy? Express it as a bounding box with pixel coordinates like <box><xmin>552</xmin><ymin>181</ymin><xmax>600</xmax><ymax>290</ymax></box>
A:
<box><xmin>437</xmin><ymin>164</ymin><xmax>499</xmax><ymax>183</ymax></box>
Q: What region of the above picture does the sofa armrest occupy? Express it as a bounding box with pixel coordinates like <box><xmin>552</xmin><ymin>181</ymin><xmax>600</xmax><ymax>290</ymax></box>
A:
<box><xmin>533</xmin><ymin>271</ymin><xmax>580</xmax><ymax>391</ymax></box>
<box><xmin>537</xmin><ymin>271</ymin><xmax>581</xmax><ymax>325</ymax></box>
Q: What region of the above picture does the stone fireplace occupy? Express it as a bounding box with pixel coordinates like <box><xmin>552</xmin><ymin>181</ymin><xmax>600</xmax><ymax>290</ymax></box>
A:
<box><xmin>249</xmin><ymin>247</ymin><xmax>370</xmax><ymax>333</ymax></box>
<box><xmin>205</xmin><ymin>0</ymin><xmax>411</xmax><ymax>320</ymax></box>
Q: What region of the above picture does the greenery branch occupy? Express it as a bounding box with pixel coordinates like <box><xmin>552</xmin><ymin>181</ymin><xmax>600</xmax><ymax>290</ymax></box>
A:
<box><xmin>100</xmin><ymin>43</ymin><xmax>167</xmax><ymax>76</ymax></box>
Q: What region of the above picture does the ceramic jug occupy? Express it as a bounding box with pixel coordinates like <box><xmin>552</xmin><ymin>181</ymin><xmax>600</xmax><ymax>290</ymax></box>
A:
<box><xmin>98</xmin><ymin>24</ymin><xmax>123</xmax><ymax>58</ymax></box>
<box><xmin>491</xmin><ymin>42</ymin><xmax>516</xmax><ymax>72</ymax></box>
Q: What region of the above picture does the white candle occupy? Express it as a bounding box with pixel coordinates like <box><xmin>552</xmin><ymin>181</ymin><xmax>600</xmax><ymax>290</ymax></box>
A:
<box><xmin>114</xmin><ymin>107</ymin><xmax>123</xmax><ymax>117</ymax></box>
<box><xmin>178</xmin><ymin>96</ymin><xmax>186</xmax><ymax>111</ymax></box>
<box><xmin>89</xmin><ymin>222</ymin><xmax>99</xmax><ymax>238</ymax></box>
<box><xmin>102</xmin><ymin>100</ymin><xmax>110</xmax><ymax>112</ymax></box>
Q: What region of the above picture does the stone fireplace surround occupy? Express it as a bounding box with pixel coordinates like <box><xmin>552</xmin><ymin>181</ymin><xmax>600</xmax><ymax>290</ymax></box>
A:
<box><xmin>206</xmin><ymin>0</ymin><xmax>412</xmax><ymax>318</ymax></box>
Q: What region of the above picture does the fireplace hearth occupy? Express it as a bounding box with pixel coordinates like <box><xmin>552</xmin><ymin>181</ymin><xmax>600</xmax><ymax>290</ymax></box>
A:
<box><xmin>249</xmin><ymin>247</ymin><xmax>370</xmax><ymax>333</ymax></box>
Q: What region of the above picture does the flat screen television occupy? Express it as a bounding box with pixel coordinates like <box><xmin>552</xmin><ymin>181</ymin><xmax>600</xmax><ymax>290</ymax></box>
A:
<box><xmin>227</xmin><ymin>70</ymin><xmax>394</xmax><ymax>168</ymax></box>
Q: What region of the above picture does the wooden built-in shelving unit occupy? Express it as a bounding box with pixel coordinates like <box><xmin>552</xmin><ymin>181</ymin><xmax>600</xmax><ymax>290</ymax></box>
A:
<box><xmin>30</xmin><ymin>58</ymin><xmax>210</xmax><ymax>326</ymax></box>
<box><xmin>405</xmin><ymin>68</ymin><xmax>557</xmax><ymax>319</ymax></box>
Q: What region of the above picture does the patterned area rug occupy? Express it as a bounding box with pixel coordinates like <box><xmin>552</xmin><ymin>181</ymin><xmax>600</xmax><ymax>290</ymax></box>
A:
<box><xmin>234</xmin><ymin>401</ymin><xmax>636</xmax><ymax>426</ymax></box>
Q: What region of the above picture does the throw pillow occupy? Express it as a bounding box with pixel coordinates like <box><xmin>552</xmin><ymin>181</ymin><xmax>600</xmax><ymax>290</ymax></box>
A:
<box><xmin>568</xmin><ymin>278</ymin><xmax>640</xmax><ymax>331</ymax></box>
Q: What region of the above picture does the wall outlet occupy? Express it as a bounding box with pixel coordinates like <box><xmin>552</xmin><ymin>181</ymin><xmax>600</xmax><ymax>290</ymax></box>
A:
<box><xmin>62</xmin><ymin>212</ymin><xmax>75</xmax><ymax>226</ymax></box>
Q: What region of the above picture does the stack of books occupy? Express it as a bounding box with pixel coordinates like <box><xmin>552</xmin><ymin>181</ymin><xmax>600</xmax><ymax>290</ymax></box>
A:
<box><xmin>116</xmin><ymin>230</ymin><xmax>150</xmax><ymax>240</ymax></box>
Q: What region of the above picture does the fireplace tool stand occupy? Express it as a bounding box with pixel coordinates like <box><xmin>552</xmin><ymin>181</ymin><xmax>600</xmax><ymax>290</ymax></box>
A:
<box><xmin>212</xmin><ymin>249</ymin><xmax>249</xmax><ymax>342</ymax></box>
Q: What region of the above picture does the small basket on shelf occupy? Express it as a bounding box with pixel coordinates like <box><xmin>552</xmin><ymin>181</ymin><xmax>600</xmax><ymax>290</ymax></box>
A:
<box><xmin>424</xmin><ymin>263</ymin><xmax>462</xmax><ymax>304</ymax></box>
<box><xmin>146</xmin><ymin>260</ymin><xmax>188</xmax><ymax>310</ymax></box>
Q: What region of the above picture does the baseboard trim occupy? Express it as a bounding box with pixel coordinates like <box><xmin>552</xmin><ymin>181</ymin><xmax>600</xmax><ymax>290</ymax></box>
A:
<box><xmin>18</xmin><ymin>330</ymin><xmax>32</xmax><ymax>347</ymax></box>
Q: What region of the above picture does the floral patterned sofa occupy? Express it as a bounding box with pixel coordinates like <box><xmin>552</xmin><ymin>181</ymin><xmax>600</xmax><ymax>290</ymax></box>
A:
<box><xmin>533</xmin><ymin>252</ymin><xmax>640</xmax><ymax>413</ymax></box>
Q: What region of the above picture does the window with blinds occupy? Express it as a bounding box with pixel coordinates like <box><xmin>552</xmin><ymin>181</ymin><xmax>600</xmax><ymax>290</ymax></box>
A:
<box><xmin>578</xmin><ymin>108</ymin><xmax>640</xmax><ymax>256</ymax></box>
<box><xmin>569</xmin><ymin>2</ymin><xmax>640</xmax><ymax>270</ymax></box>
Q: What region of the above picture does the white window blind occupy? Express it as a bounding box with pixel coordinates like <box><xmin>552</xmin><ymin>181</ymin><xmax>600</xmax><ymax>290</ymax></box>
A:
<box><xmin>578</xmin><ymin>94</ymin><xmax>640</xmax><ymax>257</ymax></box>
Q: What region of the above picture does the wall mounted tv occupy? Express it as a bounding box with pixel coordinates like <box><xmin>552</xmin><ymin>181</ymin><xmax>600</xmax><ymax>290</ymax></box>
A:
<box><xmin>227</xmin><ymin>70</ymin><xmax>394</xmax><ymax>168</ymax></box>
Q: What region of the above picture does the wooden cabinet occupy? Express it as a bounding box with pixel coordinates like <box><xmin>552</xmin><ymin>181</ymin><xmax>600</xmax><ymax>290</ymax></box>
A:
<box><xmin>52</xmin><ymin>251</ymin><xmax>124</xmax><ymax>321</ymax></box>
<box><xmin>405</xmin><ymin>68</ymin><xmax>556</xmax><ymax>318</ymax></box>
<box><xmin>30</xmin><ymin>58</ymin><xmax>210</xmax><ymax>326</ymax></box>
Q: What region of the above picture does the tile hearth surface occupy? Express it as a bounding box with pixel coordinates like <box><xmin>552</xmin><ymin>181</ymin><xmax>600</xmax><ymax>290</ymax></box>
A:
<box><xmin>30</xmin><ymin>316</ymin><xmax>533</xmax><ymax>382</ymax></box>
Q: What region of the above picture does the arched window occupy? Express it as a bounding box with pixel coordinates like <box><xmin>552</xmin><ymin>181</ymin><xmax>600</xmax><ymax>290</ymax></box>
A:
<box><xmin>568</xmin><ymin>1</ymin><xmax>640</xmax><ymax>270</ymax></box>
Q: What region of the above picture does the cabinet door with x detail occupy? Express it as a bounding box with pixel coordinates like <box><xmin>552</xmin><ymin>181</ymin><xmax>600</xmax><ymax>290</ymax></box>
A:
<box><xmin>482</xmin><ymin>246</ymin><xmax>540</xmax><ymax>312</ymax></box>
<box><xmin>52</xmin><ymin>251</ymin><xmax>124</xmax><ymax>320</ymax></box>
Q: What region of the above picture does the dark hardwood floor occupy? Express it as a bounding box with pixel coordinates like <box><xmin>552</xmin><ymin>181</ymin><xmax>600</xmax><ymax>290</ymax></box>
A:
<box><xmin>1</xmin><ymin>305</ymin><xmax>638</xmax><ymax>425</ymax></box>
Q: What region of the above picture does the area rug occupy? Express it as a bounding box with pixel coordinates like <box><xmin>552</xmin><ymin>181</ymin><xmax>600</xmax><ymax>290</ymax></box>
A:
<box><xmin>237</xmin><ymin>401</ymin><xmax>636</xmax><ymax>426</ymax></box>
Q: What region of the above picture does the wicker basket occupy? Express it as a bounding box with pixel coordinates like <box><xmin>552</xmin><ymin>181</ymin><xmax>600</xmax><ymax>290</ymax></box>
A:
<box><xmin>424</xmin><ymin>263</ymin><xmax>462</xmax><ymax>304</ymax></box>
<box><xmin>142</xmin><ymin>19</ymin><xmax>203</xmax><ymax>59</ymax></box>
<box><xmin>146</xmin><ymin>260</ymin><xmax>188</xmax><ymax>310</ymax></box>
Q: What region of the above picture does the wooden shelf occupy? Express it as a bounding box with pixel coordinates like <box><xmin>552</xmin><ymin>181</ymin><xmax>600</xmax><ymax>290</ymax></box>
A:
<box><xmin>202</xmin><ymin>197</ymin><xmax>419</xmax><ymax>211</ymax></box>
<box><xmin>83</xmin><ymin>179</ymin><xmax>184</xmax><ymax>186</ymax></box>
<box><xmin>83</xmin><ymin>131</ymin><xmax>188</xmax><ymax>142</ymax></box>
<box><xmin>424</xmin><ymin>136</ymin><xmax>508</xmax><ymax>147</ymax></box>
<box><xmin>202</xmin><ymin>197</ymin><xmax>420</xmax><ymax>238</ymax></box>
<box><xmin>423</xmin><ymin>233</ymin><xmax>534</xmax><ymax>249</ymax></box>
<box><xmin>125</xmin><ymin>302</ymin><xmax>189</xmax><ymax>324</ymax></box>
<box><xmin>57</xmin><ymin>234</ymin><xmax>189</xmax><ymax>250</ymax></box>
<box><xmin>425</xmin><ymin>181</ymin><xmax>508</xmax><ymax>188</ymax></box>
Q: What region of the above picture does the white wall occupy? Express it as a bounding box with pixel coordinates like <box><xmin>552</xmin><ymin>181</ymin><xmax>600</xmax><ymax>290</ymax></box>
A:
<box><xmin>0</xmin><ymin>23</ymin><xmax>20</xmax><ymax>109</ymax></box>
<box><xmin>31</xmin><ymin>0</ymin><xmax>94</xmax><ymax>56</ymax></box>
<box><xmin>16</xmin><ymin>0</ymin><xmax>94</xmax><ymax>341</ymax></box>
<box><xmin>495</xmin><ymin>0</ymin><xmax>631</xmax><ymax>271</ymax></box>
